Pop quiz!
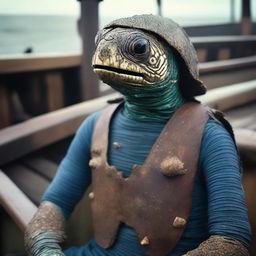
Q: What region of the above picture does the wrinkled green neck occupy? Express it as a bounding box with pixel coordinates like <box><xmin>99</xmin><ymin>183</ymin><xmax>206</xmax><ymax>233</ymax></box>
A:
<box><xmin>113</xmin><ymin>51</ymin><xmax>185</xmax><ymax>122</ymax></box>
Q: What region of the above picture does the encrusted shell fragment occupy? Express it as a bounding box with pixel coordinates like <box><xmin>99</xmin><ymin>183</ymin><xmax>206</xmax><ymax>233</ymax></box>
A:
<box><xmin>160</xmin><ymin>156</ymin><xmax>187</xmax><ymax>176</ymax></box>
<box><xmin>140</xmin><ymin>236</ymin><xmax>150</xmax><ymax>245</ymax></box>
<box><xmin>89</xmin><ymin>158</ymin><xmax>101</xmax><ymax>168</ymax></box>
<box><xmin>88</xmin><ymin>192</ymin><xmax>95</xmax><ymax>199</ymax></box>
<box><xmin>113</xmin><ymin>142</ymin><xmax>121</xmax><ymax>148</ymax></box>
<box><xmin>172</xmin><ymin>217</ymin><xmax>187</xmax><ymax>228</ymax></box>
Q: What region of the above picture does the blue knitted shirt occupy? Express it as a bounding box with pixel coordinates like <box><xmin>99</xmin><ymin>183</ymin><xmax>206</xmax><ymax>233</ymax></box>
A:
<box><xmin>42</xmin><ymin>107</ymin><xmax>251</xmax><ymax>256</ymax></box>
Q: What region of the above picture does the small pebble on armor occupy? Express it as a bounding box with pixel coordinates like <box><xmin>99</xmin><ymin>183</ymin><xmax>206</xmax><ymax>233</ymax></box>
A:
<box><xmin>140</xmin><ymin>236</ymin><xmax>150</xmax><ymax>245</ymax></box>
<box><xmin>172</xmin><ymin>217</ymin><xmax>187</xmax><ymax>228</ymax></box>
<box><xmin>89</xmin><ymin>192</ymin><xmax>95</xmax><ymax>199</ymax></box>
<box><xmin>113</xmin><ymin>142</ymin><xmax>121</xmax><ymax>148</ymax></box>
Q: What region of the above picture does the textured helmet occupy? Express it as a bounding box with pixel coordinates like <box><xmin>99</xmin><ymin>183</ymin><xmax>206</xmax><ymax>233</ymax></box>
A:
<box><xmin>104</xmin><ymin>14</ymin><xmax>206</xmax><ymax>98</ymax></box>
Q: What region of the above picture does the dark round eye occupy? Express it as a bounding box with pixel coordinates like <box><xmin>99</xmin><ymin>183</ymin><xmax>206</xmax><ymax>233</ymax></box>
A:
<box><xmin>132</xmin><ymin>39</ymin><xmax>149</xmax><ymax>55</ymax></box>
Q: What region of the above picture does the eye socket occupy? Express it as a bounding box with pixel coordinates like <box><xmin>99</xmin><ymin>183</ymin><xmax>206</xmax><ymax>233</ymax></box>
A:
<box><xmin>131</xmin><ymin>39</ymin><xmax>149</xmax><ymax>55</ymax></box>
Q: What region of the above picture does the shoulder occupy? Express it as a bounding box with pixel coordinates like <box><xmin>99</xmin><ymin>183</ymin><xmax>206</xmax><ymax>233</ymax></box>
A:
<box><xmin>202</xmin><ymin>119</ymin><xmax>235</xmax><ymax>147</ymax></box>
<box><xmin>199</xmin><ymin>119</ymin><xmax>239</xmax><ymax>167</ymax></box>
<box><xmin>76</xmin><ymin>110</ymin><xmax>102</xmax><ymax>138</ymax></box>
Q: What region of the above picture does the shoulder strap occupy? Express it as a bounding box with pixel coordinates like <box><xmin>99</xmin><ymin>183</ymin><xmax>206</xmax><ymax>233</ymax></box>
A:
<box><xmin>91</xmin><ymin>103</ymin><xmax>122</xmax><ymax>161</ymax></box>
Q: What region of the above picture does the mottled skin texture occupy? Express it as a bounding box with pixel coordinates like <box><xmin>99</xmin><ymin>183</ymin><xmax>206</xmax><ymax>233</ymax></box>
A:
<box><xmin>184</xmin><ymin>236</ymin><xmax>249</xmax><ymax>256</ymax></box>
<box><xmin>24</xmin><ymin>14</ymin><xmax>249</xmax><ymax>256</ymax></box>
<box><xmin>24</xmin><ymin>202</ymin><xmax>65</xmax><ymax>256</ymax></box>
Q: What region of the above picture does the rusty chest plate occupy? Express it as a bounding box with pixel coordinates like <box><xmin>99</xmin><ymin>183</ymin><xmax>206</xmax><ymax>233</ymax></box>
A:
<box><xmin>89</xmin><ymin>102</ymin><xmax>209</xmax><ymax>256</ymax></box>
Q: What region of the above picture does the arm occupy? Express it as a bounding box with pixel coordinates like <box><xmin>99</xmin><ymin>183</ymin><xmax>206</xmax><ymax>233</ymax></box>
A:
<box><xmin>24</xmin><ymin>112</ymin><xmax>100</xmax><ymax>255</ymax></box>
<box><xmin>184</xmin><ymin>120</ymin><xmax>251</xmax><ymax>256</ymax></box>
<box><xmin>24</xmin><ymin>201</ymin><xmax>66</xmax><ymax>256</ymax></box>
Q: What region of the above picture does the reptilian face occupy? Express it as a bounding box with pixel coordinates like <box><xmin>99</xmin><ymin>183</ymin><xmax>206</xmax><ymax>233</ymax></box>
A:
<box><xmin>92</xmin><ymin>28</ymin><xmax>168</xmax><ymax>87</ymax></box>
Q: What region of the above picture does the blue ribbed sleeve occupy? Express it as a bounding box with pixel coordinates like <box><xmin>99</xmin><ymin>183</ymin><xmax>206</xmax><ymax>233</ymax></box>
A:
<box><xmin>200</xmin><ymin>120</ymin><xmax>251</xmax><ymax>247</ymax></box>
<box><xmin>42</xmin><ymin>112</ymin><xmax>100</xmax><ymax>219</ymax></box>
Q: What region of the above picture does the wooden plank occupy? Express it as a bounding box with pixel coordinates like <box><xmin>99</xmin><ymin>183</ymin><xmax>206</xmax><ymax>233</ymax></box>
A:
<box><xmin>193</xmin><ymin>35</ymin><xmax>256</xmax><ymax>60</ymax></box>
<box><xmin>224</xmin><ymin>101</ymin><xmax>256</xmax><ymax>129</ymax></box>
<box><xmin>196</xmin><ymin>48</ymin><xmax>208</xmax><ymax>62</ymax></box>
<box><xmin>184</xmin><ymin>23</ymin><xmax>256</xmax><ymax>37</ymax></box>
<box><xmin>45</xmin><ymin>72</ymin><xmax>64</xmax><ymax>111</ymax></box>
<box><xmin>198</xmin><ymin>79</ymin><xmax>256</xmax><ymax>111</ymax></box>
<box><xmin>234</xmin><ymin>129</ymin><xmax>256</xmax><ymax>164</ymax></box>
<box><xmin>28</xmin><ymin>75</ymin><xmax>46</xmax><ymax>115</ymax></box>
<box><xmin>0</xmin><ymin>169</ymin><xmax>37</xmax><ymax>232</ymax></box>
<box><xmin>22</xmin><ymin>155</ymin><xmax>58</xmax><ymax>181</ymax></box>
<box><xmin>191</xmin><ymin>35</ymin><xmax>256</xmax><ymax>45</ymax></box>
<box><xmin>3</xmin><ymin>164</ymin><xmax>49</xmax><ymax>205</ymax></box>
<box><xmin>0</xmin><ymin>37</ymin><xmax>254</xmax><ymax>76</ymax></box>
<box><xmin>79</xmin><ymin>0</ymin><xmax>100</xmax><ymax>100</ymax></box>
<box><xmin>39</xmin><ymin>137</ymin><xmax>72</xmax><ymax>164</ymax></box>
<box><xmin>199</xmin><ymin>55</ymin><xmax>256</xmax><ymax>74</ymax></box>
<box><xmin>0</xmin><ymin>79</ymin><xmax>255</xmax><ymax>166</ymax></box>
<box><xmin>217</xmin><ymin>48</ymin><xmax>230</xmax><ymax>60</ymax></box>
<box><xmin>200</xmin><ymin>66</ymin><xmax>256</xmax><ymax>90</ymax></box>
<box><xmin>0</xmin><ymin>54</ymin><xmax>81</xmax><ymax>74</ymax></box>
<box><xmin>241</xmin><ymin>0</ymin><xmax>252</xmax><ymax>35</ymax></box>
<box><xmin>199</xmin><ymin>56</ymin><xmax>256</xmax><ymax>89</ymax></box>
<box><xmin>0</xmin><ymin>93</ymin><xmax>119</xmax><ymax>166</ymax></box>
<box><xmin>0</xmin><ymin>85</ymin><xmax>12</xmax><ymax>128</ymax></box>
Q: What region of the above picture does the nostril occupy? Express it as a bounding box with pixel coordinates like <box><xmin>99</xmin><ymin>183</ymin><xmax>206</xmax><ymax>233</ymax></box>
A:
<box><xmin>100</xmin><ymin>47</ymin><xmax>112</xmax><ymax>58</ymax></box>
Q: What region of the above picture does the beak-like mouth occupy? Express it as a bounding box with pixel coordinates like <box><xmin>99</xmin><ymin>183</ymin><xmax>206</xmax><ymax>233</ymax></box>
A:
<box><xmin>93</xmin><ymin>64</ymin><xmax>148</xmax><ymax>86</ymax></box>
<box><xmin>93</xmin><ymin>65</ymin><xmax>144</xmax><ymax>78</ymax></box>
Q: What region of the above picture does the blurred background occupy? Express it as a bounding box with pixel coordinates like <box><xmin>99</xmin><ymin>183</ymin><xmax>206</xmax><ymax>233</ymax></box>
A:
<box><xmin>0</xmin><ymin>1</ymin><xmax>256</xmax><ymax>256</ymax></box>
<box><xmin>0</xmin><ymin>0</ymin><xmax>256</xmax><ymax>55</ymax></box>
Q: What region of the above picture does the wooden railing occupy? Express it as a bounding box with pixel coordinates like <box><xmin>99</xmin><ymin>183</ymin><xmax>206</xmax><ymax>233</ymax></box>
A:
<box><xmin>1</xmin><ymin>35</ymin><xmax>255</xmax><ymax>74</ymax></box>
<box><xmin>199</xmin><ymin>55</ymin><xmax>256</xmax><ymax>89</ymax></box>
<box><xmin>0</xmin><ymin>53</ymin><xmax>81</xmax><ymax>74</ymax></box>
<box><xmin>192</xmin><ymin>35</ymin><xmax>256</xmax><ymax>61</ymax></box>
<box><xmin>1</xmin><ymin>79</ymin><xmax>255</xmax><ymax>165</ymax></box>
<box><xmin>0</xmin><ymin>79</ymin><xmax>256</xmax><ymax>253</ymax></box>
<box><xmin>1</xmin><ymin>35</ymin><xmax>256</xmax><ymax>129</ymax></box>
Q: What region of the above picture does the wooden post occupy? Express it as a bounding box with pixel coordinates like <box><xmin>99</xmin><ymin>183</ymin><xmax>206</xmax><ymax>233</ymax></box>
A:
<box><xmin>157</xmin><ymin>0</ymin><xmax>162</xmax><ymax>16</ymax></box>
<box><xmin>230</xmin><ymin>0</ymin><xmax>235</xmax><ymax>23</ymax></box>
<box><xmin>79</xmin><ymin>0</ymin><xmax>100</xmax><ymax>101</ymax></box>
<box><xmin>0</xmin><ymin>85</ymin><xmax>11</xmax><ymax>128</ymax></box>
<box><xmin>241</xmin><ymin>0</ymin><xmax>252</xmax><ymax>35</ymax></box>
<box><xmin>45</xmin><ymin>72</ymin><xmax>64</xmax><ymax>111</ymax></box>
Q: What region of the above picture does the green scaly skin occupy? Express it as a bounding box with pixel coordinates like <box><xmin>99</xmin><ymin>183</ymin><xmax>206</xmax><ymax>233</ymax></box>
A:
<box><xmin>110</xmin><ymin>49</ymin><xmax>185</xmax><ymax>122</ymax></box>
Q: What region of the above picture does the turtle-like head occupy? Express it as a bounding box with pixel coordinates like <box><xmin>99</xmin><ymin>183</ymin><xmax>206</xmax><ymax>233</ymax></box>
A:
<box><xmin>92</xmin><ymin>15</ymin><xmax>206</xmax><ymax>121</ymax></box>
<box><xmin>93</xmin><ymin>14</ymin><xmax>206</xmax><ymax>99</ymax></box>
<box><xmin>92</xmin><ymin>27</ymin><xmax>169</xmax><ymax>88</ymax></box>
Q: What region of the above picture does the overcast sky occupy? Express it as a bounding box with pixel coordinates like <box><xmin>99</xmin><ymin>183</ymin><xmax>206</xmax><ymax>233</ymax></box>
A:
<box><xmin>0</xmin><ymin>0</ymin><xmax>255</xmax><ymax>24</ymax></box>
<box><xmin>0</xmin><ymin>0</ymin><xmax>157</xmax><ymax>16</ymax></box>
<box><xmin>0</xmin><ymin>0</ymin><xmax>80</xmax><ymax>16</ymax></box>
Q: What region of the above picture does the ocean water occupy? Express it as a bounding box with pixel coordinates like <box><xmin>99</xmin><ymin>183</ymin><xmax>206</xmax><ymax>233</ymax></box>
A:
<box><xmin>0</xmin><ymin>13</ymin><xmax>227</xmax><ymax>56</ymax></box>
<box><xmin>0</xmin><ymin>1</ymin><xmax>255</xmax><ymax>57</ymax></box>
<box><xmin>0</xmin><ymin>15</ymin><xmax>81</xmax><ymax>55</ymax></box>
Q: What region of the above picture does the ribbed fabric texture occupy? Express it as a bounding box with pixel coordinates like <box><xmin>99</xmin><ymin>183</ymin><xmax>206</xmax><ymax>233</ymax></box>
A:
<box><xmin>42</xmin><ymin>107</ymin><xmax>251</xmax><ymax>256</ymax></box>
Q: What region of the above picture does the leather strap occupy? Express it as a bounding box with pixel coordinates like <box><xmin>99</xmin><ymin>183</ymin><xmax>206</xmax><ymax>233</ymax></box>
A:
<box><xmin>90</xmin><ymin>102</ymin><xmax>209</xmax><ymax>256</ymax></box>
